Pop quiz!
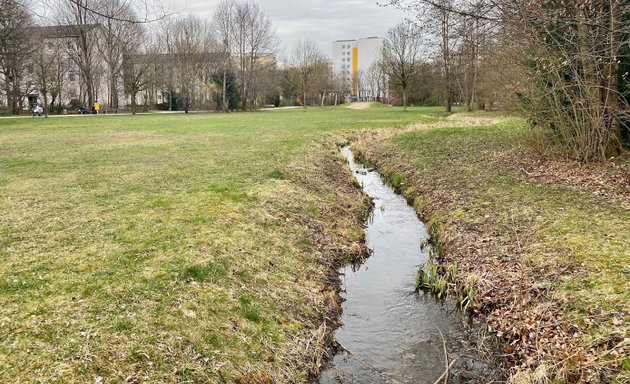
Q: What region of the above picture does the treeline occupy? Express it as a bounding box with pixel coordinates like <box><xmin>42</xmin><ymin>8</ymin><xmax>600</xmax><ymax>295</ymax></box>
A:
<box><xmin>0</xmin><ymin>0</ymin><xmax>344</xmax><ymax>116</ymax></box>
<box><xmin>383</xmin><ymin>0</ymin><xmax>630</xmax><ymax>161</ymax></box>
<box><xmin>2</xmin><ymin>0</ymin><xmax>628</xmax><ymax>159</ymax></box>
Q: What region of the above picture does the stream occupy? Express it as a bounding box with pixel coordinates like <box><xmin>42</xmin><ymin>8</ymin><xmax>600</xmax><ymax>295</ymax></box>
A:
<box><xmin>318</xmin><ymin>147</ymin><xmax>500</xmax><ymax>384</ymax></box>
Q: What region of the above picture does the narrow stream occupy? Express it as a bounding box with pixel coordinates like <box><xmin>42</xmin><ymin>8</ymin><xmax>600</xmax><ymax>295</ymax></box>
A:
<box><xmin>319</xmin><ymin>147</ymin><xmax>498</xmax><ymax>384</ymax></box>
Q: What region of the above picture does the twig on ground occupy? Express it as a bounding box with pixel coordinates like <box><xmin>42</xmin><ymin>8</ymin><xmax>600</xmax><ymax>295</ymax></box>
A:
<box><xmin>437</xmin><ymin>327</ymin><xmax>451</xmax><ymax>384</ymax></box>
<box><xmin>433</xmin><ymin>360</ymin><xmax>457</xmax><ymax>384</ymax></box>
<box><xmin>520</xmin><ymin>167</ymin><xmax>534</xmax><ymax>177</ymax></box>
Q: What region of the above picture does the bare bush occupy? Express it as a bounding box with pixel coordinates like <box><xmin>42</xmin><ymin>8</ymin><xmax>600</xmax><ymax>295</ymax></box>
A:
<box><xmin>505</xmin><ymin>1</ymin><xmax>629</xmax><ymax>161</ymax></box>
<box><xmin>388</xmin><ymin>0</ymin><xmax>629</xmax><ymax>161</ymax></box>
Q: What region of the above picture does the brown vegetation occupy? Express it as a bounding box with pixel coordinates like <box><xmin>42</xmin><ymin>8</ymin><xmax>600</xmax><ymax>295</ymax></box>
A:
<box><xmin>353</xmin><ymin>116</ymin><xmax>629</xmax><ymax>383</ymax></box>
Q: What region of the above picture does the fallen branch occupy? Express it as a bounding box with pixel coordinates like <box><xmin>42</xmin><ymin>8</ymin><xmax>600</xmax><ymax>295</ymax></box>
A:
<box><xmin>433</xmin><ymin>359</ymin><xmax>457</xmax><ymax>384</ymax></box>
<box><xmin>437</xmin><ymin>327</ymin><xmax>451</xmax><ymax>384</ymax></box>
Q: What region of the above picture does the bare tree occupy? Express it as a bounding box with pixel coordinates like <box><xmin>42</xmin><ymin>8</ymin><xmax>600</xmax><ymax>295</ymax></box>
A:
<box><xmin>387</xmin><ymin>0</ymin><xmax>500</xmax><ymax>112</ymax></box>
<box><xmin>57</xmin><ymin>0</ymin><xmax>100</xmax><ymax>108</ymax></box>
<box><xmin>163</xmin><ymin>15</ymin><xmax>215</xmax><ymax>113</ymax></box>
<box><xmin>0</xmin><ymin>0</ymin><xmax>35</xmax><ymax>114</ymax></box>
<box><xmin>122</xmin><ymin>24</ymin><xmax>156</xmax><ymax>114</ymax></box>
<box><xmin>387</xmin><ymin>0</ymin><xmax>629</xmax><ymax>160</ymax></box>
<box><xmin>212</xmin><ymin>0</ymin><xmax>236</xmax><ymax>112</ymax></box>
<box><xmin>230</xmin><ymin>1</ymin><xmax>277</xmax><ymax>111</ymax></box>
<box><xmin>290</xmin><ymin>39</ymin><xmax>328</xmax><ymax>108</ymax></box>
<box><xmin>94</xmin><ymin>0</ymin><xmax>140</xmax><ymax>110</ymax></box>
<box><xmin>387</xmin><ymin>1</ymin><xmax>460</xmax><ymax>111</ymax></box>
<box><xmin>364</xmin><ymin>61</ymin><xmax>387</xmax><ymax>102</ymax></box>
<box><xmin>413</xmin><ymin>0</ymin><xmax>461</xmax><ymax>112</ymax></box>
<box><xmin>502</xmin><ymin>0</ymin><xmax>629</xmax><ymax>161</ymax></box>
<box><xmin>50</xmin><ymin>0</ymin><xmax>173</xmax><ymax>24</ymax></box>
<box><xmin>32</xmin><ymin>37</ymin><xmax>62</xmax><ymax>117</ymax></box>
<box><xmin>381</xmin><ymin>22</ymin><xmax>422</xmax><ymax>111</ymax></box>
<box><xmin>453</xmin><ymin>1</ymin><xmax>492</xmax><ymax>112</ymax></box>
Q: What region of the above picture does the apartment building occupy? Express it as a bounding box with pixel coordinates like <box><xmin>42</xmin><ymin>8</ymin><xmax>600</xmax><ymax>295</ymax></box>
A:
<box><xmin>332</xmin><ymin>37</ymin><xmax>384</xmax><ymax>97</ymax></box>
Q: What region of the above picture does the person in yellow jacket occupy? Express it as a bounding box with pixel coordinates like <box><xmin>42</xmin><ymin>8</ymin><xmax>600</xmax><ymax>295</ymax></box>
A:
<box><xmin>93</xmin><ymin>100</ymin><xmax>100</xmax><ymax>114</ymax></box>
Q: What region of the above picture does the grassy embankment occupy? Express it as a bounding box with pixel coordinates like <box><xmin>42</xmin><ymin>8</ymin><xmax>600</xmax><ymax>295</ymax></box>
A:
<box><xmin>0</xmin><ymin>107</ymin><xmax>441</xmax><ymax>383</ymax></box>
<box><xmin>354</xmin><ymin>116</ymin><xmax>629</xmax><ymax>383</ymax></box>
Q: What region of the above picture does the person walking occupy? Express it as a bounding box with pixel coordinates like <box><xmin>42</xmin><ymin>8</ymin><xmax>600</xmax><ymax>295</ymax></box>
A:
<box><xmin>93</xmin><ymin>100</ymin><xmax>101</xmax><ymax>114</ymax></box>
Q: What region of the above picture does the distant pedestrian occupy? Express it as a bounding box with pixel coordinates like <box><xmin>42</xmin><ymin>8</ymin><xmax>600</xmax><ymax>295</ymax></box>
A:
<box><xmin>93</xmin><ymin>100</ymin><xmax>100</xmax><ymax>114</ymax></box>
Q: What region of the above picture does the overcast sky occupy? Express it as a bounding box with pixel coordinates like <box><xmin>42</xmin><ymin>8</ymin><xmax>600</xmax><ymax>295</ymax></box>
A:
<box><xmin>178</xmin><ymin>0</ymin><xmax>407</xmax><ymax>58</ymax></box>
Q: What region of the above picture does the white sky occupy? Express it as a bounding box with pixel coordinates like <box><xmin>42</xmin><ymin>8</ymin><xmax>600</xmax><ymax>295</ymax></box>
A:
<box><xmin>175</xmin><ymin>0</ymin><xmax>407</xmax><ymax>58</ymax></box>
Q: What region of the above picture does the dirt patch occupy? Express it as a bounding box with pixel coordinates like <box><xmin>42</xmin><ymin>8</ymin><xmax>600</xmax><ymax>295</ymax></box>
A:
<box><xmin>346</xmin><ymin>102</ymin><xmax>373</xmax><ymax>110</ymax></box>
<box><xmin>445</xmin><ymin>113</ymin><xmax>504</xmax><ymax>126</ymax></box>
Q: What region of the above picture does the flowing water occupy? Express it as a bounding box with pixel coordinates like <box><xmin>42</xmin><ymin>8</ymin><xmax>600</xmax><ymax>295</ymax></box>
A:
<box><xmin>319</xmin><ymin>147</ymin><xmax>499</xmax><ymax>384</ymax></box>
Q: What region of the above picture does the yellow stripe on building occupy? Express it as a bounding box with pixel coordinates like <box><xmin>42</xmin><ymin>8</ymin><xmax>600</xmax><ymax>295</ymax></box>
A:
<box><xmin>352</xmin><ymin>47</ymin><xmax>358</xmax><ymax>96</ymax></box>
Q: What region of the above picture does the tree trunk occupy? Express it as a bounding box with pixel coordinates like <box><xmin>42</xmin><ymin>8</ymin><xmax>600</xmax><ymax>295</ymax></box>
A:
<box><xmin>4</xmin><ymin>81</ymin><xmax>12</xmax><ymax>113</ymax></box>
<box><xmin>603</xmin><ymin>0</ymin><xmax>621</xmax><ymax>151</ymax></box>
<box><xmin>446</xmin><ymin>90</ymin><xmax>453</xmax><ymax>113</ymax></box>
<box><xmin>86</xmin><ymin>73</ymin><xmax>94</xmax><ymax>111</ymax></box>
<box><xmin>222</xmin><ymin>70</ymin><xmax>228</xmax><ymax>112</ymax></box>
<box><xmin>43</xmin><ymin>89</ymin><xmax>49</xmax><ymax>118</ymax></box>
<box><xmin>10</xmin><ymin>74</ymin><xmax>21</xmax><ymax>115</ymax></box>
<box><xmin>110</xmin><ymin>70</ymin><xmax>118</xmax><ymax>109</ymax></box>
<box><xmin>442</xmin><ymin>8</ymin><xmax>452</xmax><ymax>114</ymax></box>
<box><xmin>131</xmin><ymin>92</ymin><xmax>137</xmax><ymax>115</ymax></box>
<box><xmin>403</xmin><ymin>88</ymin><xmax>408</xmax><ymax>111</ymax></box>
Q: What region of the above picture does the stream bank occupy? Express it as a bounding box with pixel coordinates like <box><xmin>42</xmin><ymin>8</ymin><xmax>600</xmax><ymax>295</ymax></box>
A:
<box><xmin>350</xmin><ymin>120</ymin><xmax>630</xmax><ymax>383</ymax></box>
<box><xmin>319</xmin><ymin>147</ymin><xmax>501</xmax><ymax>384</ymax></box>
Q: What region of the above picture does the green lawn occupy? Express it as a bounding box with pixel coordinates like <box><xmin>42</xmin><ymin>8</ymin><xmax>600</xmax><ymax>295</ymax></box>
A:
<box><xmin>355</xmin><ymin>118</ymin><xmax>629</xmax><ymax>383</ymax></box>
<box><xmin>5</xmin><ymin>107</ymin><xmax>625</xmax><ymax>383</ymax></box>
<box><xmin>0</xmin><ymin>107</ymin><xmax>440</xmax><ymax>383</ymax></box>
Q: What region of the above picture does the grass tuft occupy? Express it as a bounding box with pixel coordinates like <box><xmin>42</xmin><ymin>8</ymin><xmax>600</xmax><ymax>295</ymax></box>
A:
<box><xmin>181</xmin><ymin>261</ymin><xmax>229</xmax><ymax>283</ymax></box>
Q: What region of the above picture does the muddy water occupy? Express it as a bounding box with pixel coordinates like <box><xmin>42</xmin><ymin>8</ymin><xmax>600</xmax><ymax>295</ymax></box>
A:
<box><xmin>319</xmin><ymin>147</ymin><xmax>498</xmax><ymax>384</ymax></box>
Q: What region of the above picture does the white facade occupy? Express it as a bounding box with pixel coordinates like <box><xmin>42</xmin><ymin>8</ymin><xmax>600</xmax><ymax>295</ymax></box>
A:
<box><xmin>332</xmin><ymin>37</ymin><xmax>384</xmax><ymax>96</ymax></box>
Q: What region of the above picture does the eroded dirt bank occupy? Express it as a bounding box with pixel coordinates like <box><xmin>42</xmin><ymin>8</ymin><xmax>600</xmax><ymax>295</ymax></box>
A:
<box><xmin>351</xmin><ymin>116</ymin><xmax>629</xmax><ymax>383</ymax></box>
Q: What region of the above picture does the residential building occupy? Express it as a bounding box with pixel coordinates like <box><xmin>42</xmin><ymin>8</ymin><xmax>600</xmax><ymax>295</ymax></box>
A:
<box><xmin>332</xmin><ymin>37</ymin><xmax>384</xmax><ymax>98</ymax></box>
<box><xmin>27</xmin><ymin>24</ymin><xmax>102</xmax><ymax>112</ymax></box>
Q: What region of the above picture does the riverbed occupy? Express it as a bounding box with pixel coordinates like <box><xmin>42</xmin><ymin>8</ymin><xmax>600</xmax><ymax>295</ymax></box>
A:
<box><xmin>319</xmin><ymin>147</ymin><xmax>500</xmax><ymax>384</ymax></box>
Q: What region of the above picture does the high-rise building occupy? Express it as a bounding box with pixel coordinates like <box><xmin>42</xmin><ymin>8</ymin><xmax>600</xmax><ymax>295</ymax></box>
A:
<box><xmin>332</xmin><ymin>37</ymin><xmax>384</xmax><ymax>97</ymax></box>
